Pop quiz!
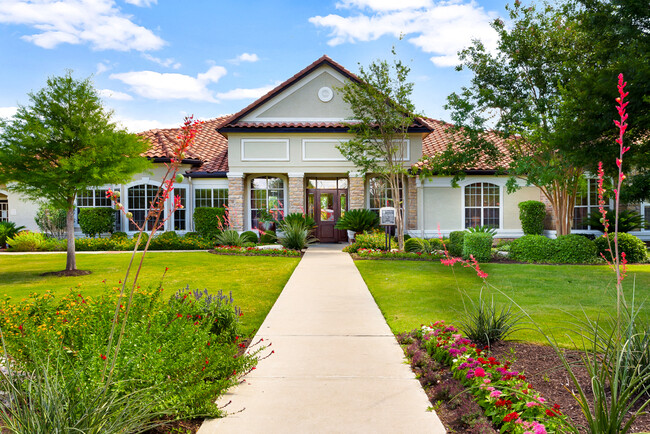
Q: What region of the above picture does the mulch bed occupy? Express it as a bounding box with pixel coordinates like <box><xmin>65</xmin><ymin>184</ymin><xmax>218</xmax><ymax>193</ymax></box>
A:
<box><xmin>399</xmin><ymin>332</ymin><xmax>650</xmax><ymax>433</ymax></box>
<box><xmin>40</xmin><ymin>269</ymin><xmax>92</xmax><ymax>277</ymax></box>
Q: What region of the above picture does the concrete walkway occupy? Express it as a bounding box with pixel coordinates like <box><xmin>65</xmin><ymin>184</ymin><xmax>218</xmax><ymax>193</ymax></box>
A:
<box><xmin>198</xmin><ymin>244</ymin><xmax>445</xmax><ymax>434</ymax></box>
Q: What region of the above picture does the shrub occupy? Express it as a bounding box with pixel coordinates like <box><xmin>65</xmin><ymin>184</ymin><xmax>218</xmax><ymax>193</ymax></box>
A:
<box><xmin>78</xmin><ymin>207</ymin><xmax>115</xmax><ymax>238</ymax></box>
<box><xmin>183</xmin><ymin>231</ymin><xmax>201</xmax><ymax>239</ymax></box>
<box><xmin>149</xmin><ymin>231</ymin><xmax>180</xmax><ymax>250</ymax></box>
<box><xmin>404</xmin><ymin>238</ymin><xmax>441</xmax><ymax>254</ymax></box>
<box><xmin>278</xmin><ymin>219</ymin><xmax>317</xmax><ymax>250</ymax></box>
<box><xmin>518</xmin><ymin>200</ymin><xmax>546</xmax><ymax>235</ymax></box>
<box><xmin>0</xmin><ymin>286</ymin><xmax>257</xmax><ymax>420</ymax></box>
<box><xmin>0</xmin><ymin>221</ymin><xmax>26</xmax><ymax>248</ymax></box>
<box><xmin>110</xmin><ymin>231</ymin><xmax>128</xmax><ymax>240</ymax></box>
<box><xmin>193</xmin><ymin>207</ymin><xmax>226</xmax><ymax>239</ymax></box>
<box><xmin>242</xmin><ymin>242</ymin><xmax>256</xmax><ymax>248</ymax></box>
<box><xmin>509</xmin><ymin>235</ymin><xmax>555</xmax><ymax>263</ymax></box>
<box><xmin>75</xmin><ymin>237</ymin><xmax>116</xmax><ymax>251</ymax></box>
<box><xmin>595</xmin><ymin>232</ymin><xmax>647</xmax><ymax>263</ymax></box>
<box><xmin>215</xmin><ymin>229</ymin><xmax>242</xmax><ymax>247</ymax></box>
<box><xmin>7</xmin><ymin>231</ymin><xmax>46</xmax><ymax>251</ymax></box>
<box><xmin>43</xmin><ymin>237</ymin><xmax>66</xmax><ymax>251</ymax></box>
<box><xmin>554</xmin><ymin>234</ymin><xmax>598</xmax><ymax>263</ymax></box>
<box><xmin>240</xmin><ymin>230</ymin><xmax>259</xmax><ymax>244</ymax></box>
<box><xmin>583</xmin><ymin>208</ymin><xmax>646</xmax><ymax>233</ymax></box>
<box><xmin>34</xmin><ymin>202</ymin><xmax>66</xmax><ymax>239</ymax></box>
<box><xmin>334</xmin><ymin>209</ymin><xmax>379</xmax><ymax>233</ymax></box>
<box><xmin>355</xmin><ymin>231</ymin><xmax>391</xmax><ymax>251</ymax></box>
<box><xmin>463</xmin><ymin>232</ymin><xmax>493</xmax><ymax>262</ymax></box>
<box><xmin>448</xmin><ymin>231</ymin><xmax>465</xmax><ymax>257</ymax></box>
<box><xmin>259</xmin><ymin>230</ymin><xmax>276</xmax><ymax>244</ymax></box>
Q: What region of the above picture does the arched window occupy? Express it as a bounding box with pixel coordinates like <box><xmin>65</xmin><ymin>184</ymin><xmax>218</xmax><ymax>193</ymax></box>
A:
<box><xmin>464</xmin><ymin>182</ymin><xmax>500</xmax><ymax>229</ymax></box>
<box><xmin>250</xmin><ymin>177</ymin><xmax>285</xmax><ymax>228</ymax></box>
<box><xmin>127</xmin><ymin>184</ymin><xmax>158</xmax><ymax>231</ymax></box>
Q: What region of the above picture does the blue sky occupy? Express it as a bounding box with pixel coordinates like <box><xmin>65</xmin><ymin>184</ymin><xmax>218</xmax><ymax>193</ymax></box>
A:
<box><xmin>0</xmin><ymin>0</ymin><xmax>509</xmax><ymax>132</ymax></box>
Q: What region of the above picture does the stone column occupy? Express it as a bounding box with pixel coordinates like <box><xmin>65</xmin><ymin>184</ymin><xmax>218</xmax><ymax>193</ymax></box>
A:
<box><xmin>227</xmin><ymin>172</ymin><xmax>245</xmax><ymax>231</ymax></box>
<box><xmin>406</xmin><ymin>176</ymin><xmax>418</xmax><ymax>230</ymax></box>
<box><xmin>287</xmin><ymin>172</ymin><xmax>305</xmax><ymax>215</ymax></box>
<box><xmin>349</xmin><ymin>172</ymin><xmax>365</xmax><ymax>209</ymax></box>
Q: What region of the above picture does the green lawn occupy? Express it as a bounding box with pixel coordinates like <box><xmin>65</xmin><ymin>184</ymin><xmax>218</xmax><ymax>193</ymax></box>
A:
<box><xmin>355</xmin><ymin>260</ymin><xmax>650</xmax><ymax>345</ymax></box>
<box><xmin>0</xmin><ymin>252</ymin><xmax>300</xmax><ymax>336</ymax></box>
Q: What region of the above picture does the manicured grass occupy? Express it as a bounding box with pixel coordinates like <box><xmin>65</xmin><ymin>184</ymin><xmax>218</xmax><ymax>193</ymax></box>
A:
<box><xmin>0</xmin><ymin>252</ymin><xmax>300</xmax><ymax>336</ymax></box>
<box><xmin>355</xmin><ymin>260</ymin><xmax>650</xmax><ymax>345</ymax></box>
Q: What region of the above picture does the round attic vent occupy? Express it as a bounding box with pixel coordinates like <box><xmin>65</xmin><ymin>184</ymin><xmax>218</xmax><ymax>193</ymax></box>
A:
<box><xmin>318</xmin><ymin>86</ymin><xmax>333</xmax><ymax>102</ymax></box>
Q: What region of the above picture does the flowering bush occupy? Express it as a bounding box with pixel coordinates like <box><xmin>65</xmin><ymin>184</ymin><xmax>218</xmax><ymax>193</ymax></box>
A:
<box><xmin>212</xmin><ymin>245</ymin><xmax>301</xmax><ymax>257</ymax></box>
<box><xmin>417</xmin><ymin>321</ymin><xmax>567</xmax><ymax>433</ymax></box>
<box><xmin>352</xmin><ymin>248</ymin><xmax>442</xmax><ymax>261</ymax></box>
<box><xmin>0</xmin><ymin>284</ymin><xmax>260</xmax><ymax>419</ymax></box>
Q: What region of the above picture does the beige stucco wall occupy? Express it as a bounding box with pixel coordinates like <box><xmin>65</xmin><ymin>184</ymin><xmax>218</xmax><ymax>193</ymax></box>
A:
<box><xmin>502</xmin><ymin>186</ymin><xmax>540</xmax><ymax>230</ymax></box>
<box><xmin>0</xmin><ymin>188</ymin><xmax>40</xmax><ymax>232</ymax></box>
<box><xmin>421</xmin><ymin>186</ymin><xmax>462</xmax><ymax>231</ymax></box>
<box><xmin>252</xmin><ymin>70</ymin><xmax>353</xmax><ymax>120</ymax></box>
<box><xmin>228</xmin><ymin>132</ymin><xmax>423</xmax><ymax>174</ymax></box>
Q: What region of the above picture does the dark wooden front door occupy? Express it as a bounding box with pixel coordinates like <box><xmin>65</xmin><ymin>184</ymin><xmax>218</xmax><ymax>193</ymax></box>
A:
<box><xmin>307</xmin><ymin>188</ymin><xmax>348</xmax><ymax>243</ymax></box>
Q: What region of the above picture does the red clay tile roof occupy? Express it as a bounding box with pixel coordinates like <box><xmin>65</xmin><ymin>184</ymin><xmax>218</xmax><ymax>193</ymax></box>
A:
<box><xmin>139</xmin><ymin>116</ymin><xmax>230</xmax><ymax>175</ymax></box>
<box><xmin>415</xmin><ymin>118</ymin><xmax>513</xmax><ymax>172</ymax></box>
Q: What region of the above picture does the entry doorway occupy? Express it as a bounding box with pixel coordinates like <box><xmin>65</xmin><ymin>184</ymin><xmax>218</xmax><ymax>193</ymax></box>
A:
<box><xmin>306</xmin><ymin>178</ymin><xmax>348</xmax><ymax>243</ymax></box>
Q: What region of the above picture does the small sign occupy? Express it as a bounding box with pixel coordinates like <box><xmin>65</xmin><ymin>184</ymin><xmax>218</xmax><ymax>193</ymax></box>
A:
<box><xmin>379</xmin><ymin>207</ymin><xmax>396</xmax><ymax>226</ymax></box>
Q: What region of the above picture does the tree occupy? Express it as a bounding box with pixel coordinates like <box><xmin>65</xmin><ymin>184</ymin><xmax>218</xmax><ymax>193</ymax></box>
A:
<box><xmin>337</xmin><ymin>50</ymin><xmax>416</xmax><ymax>250</ymax></box>
<box><xmin>420</xmin><ymin>2</ymin><xmax>587</xmax><ymax>235</ymax></box>
<box><xmin>0</xmin><ymin>72</ymin><xmax>149</xmax><ymax>273</ymax></box>
<box><xmin>556</xmin><ymin>0</ymin><xmax>650</xmax><ymax>202</ymax></box>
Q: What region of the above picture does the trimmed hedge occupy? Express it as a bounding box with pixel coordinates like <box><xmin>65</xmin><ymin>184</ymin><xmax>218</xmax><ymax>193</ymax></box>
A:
<box><xmin>240</xmin><ymin>231</ymin><xmax>259</xmax><ymax>243</ymax></box>
<box><xmin>509</xmin><ymin>235</ymin><xmax>555</xmax><ymax>263</ymax></box>
<box><xmin>193</xmin><ymin>207</ymin><xmax>226</xmax><ymax>239</ymax></box>
<box><xmin>554</xmin><ymin>234</ymin><xmax>597</xmax><ymax>263</ymax></box>
<box><xmin>462</xmin><ymin>232</ymin><xmax>493</xmax><ymax>262</ymax></box>
<box><xmin>595</xmin><ymin>232</ymin><xmax>647</xmax><ymax>263</ymax></box>
<box><xmin>518</xmin><ymin>200</ymin><xmax>546</xmax><ymax>235</ymax></box>
<box><xmin>259</xmin><ymin>230</ymin><xmax>276</xmax><ymax>244</ymax></box>
<box><xmin>78</xmin><ymin>208</ymin><xmax>115</xmax><ymax>238</ymax></box>
<box><xmin>448</xmin><ymin>231</ymin><xmax>465</xmax><ymax>257</ymax></box>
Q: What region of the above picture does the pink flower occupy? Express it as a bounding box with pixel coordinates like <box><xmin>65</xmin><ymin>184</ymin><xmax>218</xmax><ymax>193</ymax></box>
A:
<box><xmin>474</xmin><ymin>367</ymin><xmax>486</xmax><ymax>377</ymax></box>
<box><xmin>490</xmin><ymin>390</ymin><xmax>502</xmax><ymax>398</ymax></box>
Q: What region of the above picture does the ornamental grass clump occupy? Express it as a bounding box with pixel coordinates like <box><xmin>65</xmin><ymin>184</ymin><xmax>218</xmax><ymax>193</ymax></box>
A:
<box><xmin>277</xmin><ymin>218</ymin><xmax>317</xmax><ymax>250</ymax></box>
<box><xmin>458</xmin><ymin>291</ymin><xmax>525</xmax><ymax>348</ymax></box>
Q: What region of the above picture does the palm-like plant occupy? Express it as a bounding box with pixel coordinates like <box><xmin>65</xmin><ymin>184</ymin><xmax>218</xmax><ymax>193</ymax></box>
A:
<box><xmin>334</xmin><ymin>209</ymin><xmax>379</xmax><ymax>233</ymax></box>
<box><xmin>0</xmin><ymin>221</ymin><xmax>26</xmax><ymax>248</ymax></box>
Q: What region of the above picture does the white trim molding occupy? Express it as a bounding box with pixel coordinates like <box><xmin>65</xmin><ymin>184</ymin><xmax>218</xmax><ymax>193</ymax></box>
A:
<box><xmin>227</xmin><ymin>172</ymin><xmax>245</xmax><ymax>179</ymax></box>
<box><xmin>287</xmin><ymin>172</ymin><xmax>305</xmax><ymax>178</ymax></box>
<box><xmin>241</xmin><ymin>138</ymin><xmax>290</xmax><ymax>162</ymax></box>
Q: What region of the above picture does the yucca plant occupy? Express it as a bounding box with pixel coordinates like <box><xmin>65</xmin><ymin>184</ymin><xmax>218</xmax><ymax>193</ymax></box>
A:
<box><xmin>277</xmin><ymin>219</ymin><xmax>317</xmax><ymax>250</ymax></box>
<box><xmin>215</xmin><ymin>229</ymin><xmax>243</xmax><ymax>247</ymax></box>
<box><xmin>584</xmin><ymin>208</ymin><xmax>646</xmax><ymax>232</ymax></box>
<box><xmin>458</xmin><ymin>291</ymin><xmax>525</xmax><ymax>348</ymax></box>
<box><xmin>277</xmin><ymin>212</ymin><xmax>316</xmax><ymax>233</ymax></box>
<box><xmin>404</xmin><ymin>237</ymin><xmax>435</xmax><ymax>254</ymax></box>
<box><xmin>465</xmin><ymin>225</ymin><xmax>497</xmax><ymax>236</ymax></box>
<box><xmin>334</xmin><ymin>209</ymin><xmax>378</xmax><ymax>233</ymax></box>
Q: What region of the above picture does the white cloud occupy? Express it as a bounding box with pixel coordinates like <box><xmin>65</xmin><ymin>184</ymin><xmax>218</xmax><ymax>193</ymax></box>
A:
<box><xmin>97</xmin><ymin>88</ymin><xmax>133</xmax><ymax>101</ymax></box>
<box><xmin>110</xmin><ymin>65</ymin><xmax>227</xmax><ymax>102</ymax></box>
<box><xmin>229</xmin><ymin>52</ymin><xmax>259</xmax><ymax>64</ymax></box>
<box><xmin>142</xmin><ymin>53</ymin><xmax>181</xmax><ymax>69</ymax></box>
<box><xmin>310</xmin><ymin>0</ymin><xmax>499</xmax><ymax>67</ymax></box>
<box><xmin>124</xmin><ymin>0</ymin><xmax>157</xmax><ymax>6</ymax></box>
<box><xmin>216</xmin><ymin>84</ymin><xmax>276</xmax><ymax>101</ymax></box>
<box><xmin>0</xmin><ymin>106</ymin><xmax>18</xmax><ymax>119</ymax></box>
<box><xmin>113</xmin><ymin>116</ymin><xmax>171</xmax><ymax>133</ymax></box>
<box><xmin>0</xmin><ymin>0</ymin><xmax>165</xmax><ymax>51</ymax></box>
<box><xmin>336</xmin><ymin>0</ymin><xmax>432</xmax><ymax>11</ymax></box>
<box><xmin>96</xmin><ymin>62</ymin><xmax>110</xmax><ymax>75</ymax></box>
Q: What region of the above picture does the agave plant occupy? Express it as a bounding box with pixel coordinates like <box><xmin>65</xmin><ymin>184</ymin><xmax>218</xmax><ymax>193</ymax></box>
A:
<box><xmin>0</xmin><ymin>221</ymin><xmax>26</xmax><ymax>248</ymax></box>
<box><xmin>465</xmin><ymin>225</ymin><xmax>497</xmax><ymax>236</ymax></box>
<box><xmin>277</xmin><ymin>212</ymin><xmax>316</xmax><ymax>233</ymax></box>
<box><xmin>215</xmin><ymin>229</ymin><xmax>242</xmax><ymax>247</ymax></box>
<box><xmin>334</xmin><ymin>209</ymin><xmax>379</xmax><ymax>233</ymax></box>
<box><xmin>277</xmin><ymin>219</ymin><xmax>317</xmax><ymax>250</ymax></box>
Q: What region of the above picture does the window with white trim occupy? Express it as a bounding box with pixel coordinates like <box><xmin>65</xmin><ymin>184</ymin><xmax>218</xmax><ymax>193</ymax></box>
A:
<box><xmin>173</xmin><ymin>188</ymin><xmax>187</xmax><ymax>231</ymax></box>
<box><xmin>368</xmin><ymin>177</ymin><xmax>404</xmax><ymax>214</ymax></box>
<box><xmin>573</xmin><ymin>179</ymin><xmax>599</xmax><ymax>230</ymax></box>
<box><xmin>0</xmin><ymin>199</ymin><xmax>7</xmax><ymax>222</ymax></box>
<box><xmin>464</xmin><ymin>182</ymin><xmax>500</xmax><ymax>229</ymax></box>
<box><xmin>127</xmin><ymin>184</ymin><xmax>158</xmax><ymax>231</ymax></box>
<box><xmin>250</xmin><ymin>177</ymin><xmax>284</xmax><ymax>228</ymax></box>
<box><xmin>76</xmin><ymin>188</ymin><xmax>121</xmax><ymax>231</ymax></box>
<box><xmin>194</xmin><ymin>188</ymin><xmax>228</xmax><ymax>208</ymax></box>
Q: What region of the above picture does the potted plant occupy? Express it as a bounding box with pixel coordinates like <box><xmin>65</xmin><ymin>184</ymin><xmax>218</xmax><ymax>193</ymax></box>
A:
<box><xmin>334</xmin><ymin>209</ymin><xmax>379</xmax><ymax>242</ymax></box>
<box><xmin>257</xmin><ymin>207</ymin><xmax>275</xmax><ymax>231</ymax></box>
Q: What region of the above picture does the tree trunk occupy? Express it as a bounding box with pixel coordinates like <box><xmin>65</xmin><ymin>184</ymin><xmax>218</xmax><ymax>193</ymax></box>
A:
<box><xmin>66</xmin><ymin>197</ymin><xmax>76</xmax><ymax>271</ymax></box>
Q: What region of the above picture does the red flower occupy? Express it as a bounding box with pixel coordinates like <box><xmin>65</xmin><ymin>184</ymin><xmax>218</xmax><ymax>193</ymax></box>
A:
<box><xmin>546</xmin><ymin>409</ymin><xmax>557</xmax><ymax>417</ymax></box>
<box><xmin>474</xmin><ymin>367</ymin><xmax>486</xmax><ymax>377</ymax></box>
<box><xmin>502</xmin><ymin>412</ymin><xmax>519</xmax><ymax>423</ymax></box>
<box><xmin>100</xmin><ymin>354</ymin><xmax>107</xmax><ymax>360</ymax></box>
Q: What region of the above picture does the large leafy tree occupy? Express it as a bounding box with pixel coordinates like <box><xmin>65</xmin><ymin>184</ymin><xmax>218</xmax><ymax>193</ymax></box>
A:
<box><xmin>557</xmin><ymin>0</ymin><xmax>650</xmax><ymax>202</ymax></box>
<box><xmin>337</xmin><ymin>51</ymin><xmax>416</xmax><ymax>250</ymax></box>
<box><xmin>420</xmin><ymin>2</ymin><xmax>586</xmax><ymax>235</ymax></box>
<box><xmin>0</xmin><ymin>72</ymin><xmax>150</xmax><ymax>273</ymax></box>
